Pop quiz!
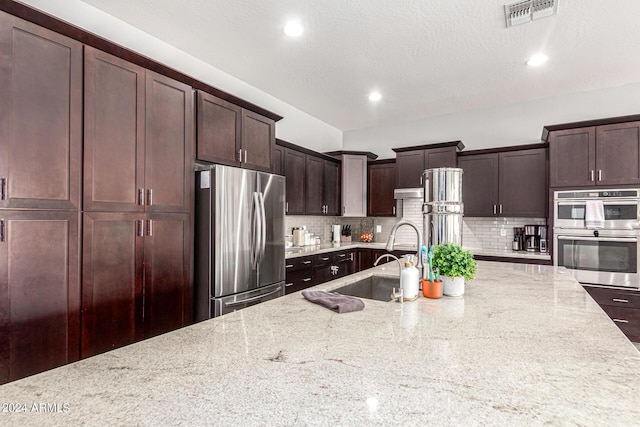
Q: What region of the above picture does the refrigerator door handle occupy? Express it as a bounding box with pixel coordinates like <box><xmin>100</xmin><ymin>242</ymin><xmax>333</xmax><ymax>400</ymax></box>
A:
<box><xmin>252</xmin><ymin>192</ymin><xmax>262</xmax><ymax>268</ymax></box>
<box><xmin>258</xmin><ymin>192</ymin><xmax>267</xmax><ymax>264</ymax></box>
<box><xmin>223</xmin><ymin>286</ymin><xmax>283</xmax><ymax>308</ymax></box>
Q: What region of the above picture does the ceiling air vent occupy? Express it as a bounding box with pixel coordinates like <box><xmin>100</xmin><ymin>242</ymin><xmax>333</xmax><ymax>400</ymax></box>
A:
<box><xmin>504</xmin><ymin>0</ymin><xmax>558</xmax><ymax>27</ymax></box>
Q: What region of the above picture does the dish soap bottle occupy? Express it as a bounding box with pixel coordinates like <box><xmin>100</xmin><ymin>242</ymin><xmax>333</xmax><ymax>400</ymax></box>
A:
<box><xmin>400</xmin><ymin>256</ymin><xmax>419</xmax><ymax>300</ymax></box>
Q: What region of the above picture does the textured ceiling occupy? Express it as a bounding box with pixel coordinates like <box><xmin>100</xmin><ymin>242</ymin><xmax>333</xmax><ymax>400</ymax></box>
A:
<box><xmin>80</xmin><ymin>0</ymin><xmax>640</xmax><ymax>132</ymax></box>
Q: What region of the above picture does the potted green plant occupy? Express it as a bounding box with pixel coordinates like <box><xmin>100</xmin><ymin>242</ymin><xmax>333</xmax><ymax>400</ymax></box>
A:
<box><xmin>431</xmin><ymin>244</ymin><xmax>477</xmax><ymax>296</ymax></box>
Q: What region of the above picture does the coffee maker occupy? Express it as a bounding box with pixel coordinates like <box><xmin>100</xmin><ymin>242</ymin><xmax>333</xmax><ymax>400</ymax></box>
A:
<box><xmin>524</xmin><ymin>225</ymin><xmax>538</xmax><ymax>252</ymax></box>
<box><xmin>538</xmin><ymin>225</ymin><xmax>548</xmax><ymax>253</ymax></box>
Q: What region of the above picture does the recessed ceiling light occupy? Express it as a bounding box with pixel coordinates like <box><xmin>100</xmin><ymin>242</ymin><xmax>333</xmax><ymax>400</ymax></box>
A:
<box><xmin>283</xmin><ymin>21</ymin><xmax>304</xmax><ymax>37</ymax></box>
<box><xmin>368</xmin><ymin>92</ymin><xmax>382</xmax><ymax>102</ymax></box>
<box><xmin>526</xmin><ymin>53</ymin><xmax>548</xmax><ymax>66</ymax></box>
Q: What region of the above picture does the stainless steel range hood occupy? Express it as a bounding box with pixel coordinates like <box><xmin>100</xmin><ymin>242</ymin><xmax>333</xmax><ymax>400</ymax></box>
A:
<box><xmin>394</xmin><ymin>188</ymin><xmax>424</xmax><ymax>199</ymax></box>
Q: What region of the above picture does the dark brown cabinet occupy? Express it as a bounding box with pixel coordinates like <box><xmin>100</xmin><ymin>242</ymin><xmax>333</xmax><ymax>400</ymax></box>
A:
<box><xmin>0</xmin><ymin>211</ymin><xmax>80</xmax><ymax>383</ymax></box>
<box><xmin>549</xmin><ymin>122</ymin><xmax>640</xmax><ymax>188</ymax></box>
<box><xmin>0</xmin><ymin>12</ymin><xmax>82</xmax><ymax>211</ymax></box>
<box><xmin>368</xmin><ymin>160</ymin><xmax>396</xmax><ymax>216</ymax></box>
<box><xmin>81</xmin><ymin>212</ymin><xmax>191</xmax><ymax>357</ymax></box>
<box><xmin>305</xmin><ymin>155</ymin><xmax>340</xmax><ymax>215</ymax></box>
<box><xmin>394</xmin><ymin>145</ymin><xmax>459</xmax><ymax>188</ymax></box>
<box><xmin>84</xmin><ymin>47</ymin><xmax>193</xmax><ymax>214</ymax></box>
<box><xmin>196</xmin><ymin>92</ymin><xmax>275</xmax><ymax>172</ymax></box>
<box><xmin>273</xmin><ymin>144</ymin><xmax>284</xmax><ymax>176</ymax></box>
<box><xmin>459</xmin><ymin>147</ymin><xmax>547</xmax><ymax>218</ymax></box>
<box><xmin>284</xmin><ymin>256</ymin><xmax>314</xmax><ymax>295</ymax></box>
<box><xmin>283</xmin><ymin>148</ymin><xmax>306</xmax><ymax>215</ymax></box>
<box><xmin>584</xmin><ymin>286</ymin><xmax>640</xmax><ymax>342</ymax></box>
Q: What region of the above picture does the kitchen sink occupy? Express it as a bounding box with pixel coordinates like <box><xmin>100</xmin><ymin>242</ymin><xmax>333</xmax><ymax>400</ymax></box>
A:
<box><xmin>332</xmin><ymin>275</ymin><xmax>399</xmax><ymax>302</ymax></box>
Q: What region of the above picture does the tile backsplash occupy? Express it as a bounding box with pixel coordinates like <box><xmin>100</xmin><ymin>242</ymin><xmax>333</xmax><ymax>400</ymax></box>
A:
<box><xmin>285</xmin><ymin>201</ymin><xmax>547</xmax><ymax>251</ymax></box>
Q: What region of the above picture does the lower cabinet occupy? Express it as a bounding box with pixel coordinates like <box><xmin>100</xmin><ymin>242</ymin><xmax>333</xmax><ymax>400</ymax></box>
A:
<box><xmin>584</xmin><ymin>285</ymin><xmax>640</xmax><ymax>342</ymax></box>
<box><xmin>81</xmin><ymin>212</ymin><xmax>191</xmax><ymax>358</ymax></box>
<box><xmin>285</xmin><ymin>250</ymin><xmax>356</xmax><ymax>294</ymax></box>
<box><xmin>0</xmin><ymin>210</ymin><xmax>80</xmax><ymax>383</ymax></box>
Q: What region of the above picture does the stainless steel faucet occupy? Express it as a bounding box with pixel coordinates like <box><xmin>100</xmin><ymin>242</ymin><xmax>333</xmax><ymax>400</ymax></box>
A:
<box><xmin>385</xmin><ymin>220</ymin><xmax>424</xmax><ymax>278</ymax></box>
<box><xmin>373</xmin><ymin>253</ymin><xmax>402</xmax><ymax>268</ymax></box>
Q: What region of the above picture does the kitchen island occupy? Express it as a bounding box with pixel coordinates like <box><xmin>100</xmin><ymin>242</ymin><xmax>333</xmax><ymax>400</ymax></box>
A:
<box><xmin>1</xmin><ymin>261</ymin><xmax>639</xmax><ymax>426</ymax></box>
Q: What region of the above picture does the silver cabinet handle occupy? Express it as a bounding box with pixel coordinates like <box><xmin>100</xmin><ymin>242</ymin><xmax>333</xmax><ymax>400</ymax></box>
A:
<box><xmin>285</xmin><ymin>264</ymin><xmax>294</xmax><ymax>268</ymax></box>
<box><xmin>392</xmin><ymin>206</ymin><xmax>396</xmax><ymax>215</ymax></box>
<box><xmin>0</xmin><ymin>218</ymin><xmax>5</xmax><ymax>242</ymax></box>
<box><xmin>499</xmin><ymin>204</ymin><xmax>503</xmax><ymax>215</ymax></box>
<box><xmin>147</xmin><ymin>189</ymin><xmax>153</xmax><ymax>206</ymax></box>
<box><xmin>612</xmin><ymin>318</ymin><xmax>629</xmax><ymax>324</ymax></box>
<box><xmin>321</xmin><ymin>257</ymin><xmax>329</xmax><ymax>261</ymax></box>
<box><xmin>493</xmin><ymin>205</ymin><xmax>497</xmax><ymax>215</ymax></box>
<box><xmin>138</xmin><ymin>188</ymin><xmax>144</xmax><ymax>205</ymax></box>
<box><xmin>338</xmin><ymin>254</ymin><xmax>346</xmax><ymax>257</ymax></box>
<box><xmin>590</xmin><ymin>170</ymin><xmax>595</xmax><ymax>182</ymax></box>
<box><xmin>286</xmin><ymin>202</ymin><xmax>289</xmax><ymax>213</ymax></box>
<box><xmin>137</xmin><ymin>219</ymin><xmax>144</xmax><ymax>237</ymax></box>
<box><xmin>302</xmin><ymin>260</ymin><xmax>312</xmax><ymax>265</ymax></box>
<box><xmin>598</xmin><ymin>170</ymin><xmax>602</xmax><ymax>181</ymax></box>
<box><xmin>244</xmin><ymin>150</ymin><xmax>248</xmax><ymax>163</ymax></box>
<box><xmin>302</xmin><ymin>277</ymin><xmax>312</xmax><ymax>282</ymax></box>
<box><xmin>238</xmin><ymin>149</ymin><xmax>242</xmax><ymax>162</ymax></box>
<box><xmin>285</xmin><ymin>282</ymin><xmax>294</xmax><ymax>287</ymax></box>
<box><xmin>0</xmin><ymin>177</ymin><xmax>5</xmax><ymax>200</ymax></box>
<box><xmin>612</xmin><ymin>298</ymin><xmax>629</xmax><ymax>303</ymax></box>
<box><xmin>343</xmin><ymin>206</ymin><xmax>346</xmax><ymax>214</ymax></box>
<box><xmin>147</xmin><ymin>219</ymin><xmax>153</xmax><ymax>236</ymax></box>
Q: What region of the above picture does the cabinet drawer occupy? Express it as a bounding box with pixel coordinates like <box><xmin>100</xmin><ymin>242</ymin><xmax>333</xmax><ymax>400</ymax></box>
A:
<box><xmin>334</xmin><ymin>250</ymin><xmax>352</xmax><ymax>263</ymax></box>
<box><xmin>584</xmin><ymin>286</ymin><xmax>640</xmax><ymax>309</ymax></box>
<box><xmin>599</xmin><ymin>305</ymin><xmax>640</xmax><ymax>342</ymax></box>
<box><xmin>285</xmin><ymin>268</ymin><xmax>314</xmax><ymax>294</ymax></box>
<box><xmin>313</xmin><ymin>253</ymin><xmax>333</xmax><ymax>267</ymax></box>
<box><xmin>285</xmin><ymin>256</ymin><xmax>313</xmax><ymax>272</ymax></box>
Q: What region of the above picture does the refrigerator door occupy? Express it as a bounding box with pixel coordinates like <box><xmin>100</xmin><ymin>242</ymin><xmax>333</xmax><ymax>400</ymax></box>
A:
<box><xmin>257</xmin><ymin>171</ymin><xmax>285</xmax><ymax>287</ymax></box>
<box><xmin>213</xmin><ymin>165</ymin><xmax>259</xmax><ymax>297</ymax></box>
<box><xmin>212</xmin><ymin>281</ymin><xmax>285</xmax><ymax>318</ymax></box>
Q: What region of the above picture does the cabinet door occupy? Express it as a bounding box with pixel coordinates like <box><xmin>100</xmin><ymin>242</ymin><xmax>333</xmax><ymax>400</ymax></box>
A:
<box><xmin>324</xmin><ymin>160</ymin><xmax>341</xmax><ymax>215</ymax></box>
<box><xmin>0</xmin><ymin>211</ymin><xmax>80</xmax><ymax>383</ymax></box>
<box><xmin>358</xmin><ymin>249</ymin><xmax>373</xmax><ymax>271</ymax></box>
<box><xmin>458</xmin><ymin>154</ymin><xmax>499</xmax><ymax>217</ymax></box>
<box><xmin>144</xmin><ymin>213</ymin><xmax>191</xmax><ymax>338</ymax></box>
<box><xmin>0</xmin><ymin>12</ymin><xmax>82</xmax><ymax>210</ymax></box>
<box><xmin>84</xmin><ymin>46</ymin><xmax>145</xmax><ymax>212</ymax></box>
<box><xmin>241</xmin><ymin>110</ymin><xmax>274</xmax><ymax>172</ymax></box>
<box><xmin>368</xmin><ymin>162</ymin><xmax>396</xmax><ymax>216</ymax></box>
<box><xmin>499</xmin><ymin>148</ymin><xmax>547</xmax><ymax>217</ymax></box>
<box><xmin>425</xmin><ymin>147</ymin><xmax>457</xmax><ymax>169</ymax></box>
<box><xmin>549</xmin><ymin>127</ymin><xmax>595</xmax><ymax>188</ymax></box>
<box><xmin>81</xmin><ymin>212</ymin><xmax>144</xmax><ymax>358</ymax></box>
<box><xmin>305</xmin><ymin>155</ymin><xmax>325</xmax><ymax>215</ymax></box>
<box><xmin>145</xmin><ymin>71</ymin><xmax>194</xmax><ymax>213</ymax></box>
<box><xmin>196</xmin><ymin>91</ymin><xmax>241</xmax><ymax>167</ymax></box>
<box><xmin>273</xmin><ymin>145</ymin><xmax>284</xmax><ymax>176</ymax></box>
<box><xmin>396</xmin><ymin>150</ymin><xmax>424</xmax><ymax>188</ymax></box>
<box><xmin>342</xmin><ymin>155</ymin><xmax>367</xmax><ymax>217</ymax></box>
<box><xmin>284</xmin><ymin>148</ymin><xmax>305</xmax><ymax>215</ymax></box>
<box><xmin>596</xmin><ymin>122</ymin><xmax>640</xmax><ymax>186</ymax></box>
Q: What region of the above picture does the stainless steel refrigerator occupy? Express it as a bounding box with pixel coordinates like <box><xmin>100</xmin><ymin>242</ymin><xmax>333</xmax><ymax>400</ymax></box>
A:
<box><xmin>194</xmin><ymin>164</ymin><xmax>285</xmax><ymax>320</ymax></box>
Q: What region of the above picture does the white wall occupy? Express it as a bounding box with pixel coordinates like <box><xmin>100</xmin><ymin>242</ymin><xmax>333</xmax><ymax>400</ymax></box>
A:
<box><xmin>343</xmin><ymin>82</ymin><xmax>640</xmax><ymax>158</ymax></box>
<box><xmin>16</xmin><ymin>0</ymin><xmax>342</xmax><ymax>153</ymax></box>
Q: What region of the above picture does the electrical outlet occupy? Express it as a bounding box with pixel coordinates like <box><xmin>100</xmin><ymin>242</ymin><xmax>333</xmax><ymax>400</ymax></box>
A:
<box><xmin>500</xmin><ymin>228</ymin><xmax>506</xmax><ymax>237</ymax></box>
<box><xmin>376</xmin><ymin>225</ymin><xmax>382</xmax><ymax>233</ymax></box>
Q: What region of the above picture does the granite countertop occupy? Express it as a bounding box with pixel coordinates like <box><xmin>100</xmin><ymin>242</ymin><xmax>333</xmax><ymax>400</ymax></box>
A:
<box><xmin>1</xmin><ymin>261</ymin><xmax>639</xmax><ymax>425</ymax></box>
<box><xmin>286</xmin><ymin>242</ymin><xmax>551</xmax><ymax>261</ymax></box>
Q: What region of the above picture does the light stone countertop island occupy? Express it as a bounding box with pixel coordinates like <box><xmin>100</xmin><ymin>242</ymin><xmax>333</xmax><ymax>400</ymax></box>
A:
<box><xmin>1</xmin><ymin>261</ymin><xmax>639</xmax><ymax>426</ymax></box>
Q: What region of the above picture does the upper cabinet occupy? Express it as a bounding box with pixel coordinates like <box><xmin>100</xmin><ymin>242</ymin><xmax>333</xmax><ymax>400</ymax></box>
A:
<box><xmin>283</xmin><ymin>147</ymin><xmax>305</xmax><ymax>215</ymax></box>
<box><xmin>0</xmin><ymin>11</ymin><xmax>82</xmax><ymax>211</ymax></box>
<box><xmin>305</xmin><ymin>155</ymin><xmax>340</xmax><ymax>215</ymax></box>
<box><xmin>196</xmin><ymin>91</ymin><xmax>275</xmax><ymax>172</ymax></box>
<box><xmin>547</xmin><ymin>120</ymin><xmax>640</xmax><ymax>188</ymax></box>
<box><xmin>368</xmin><ymin>160</ymin><xmax>396</xmax><ymax>216</ymax></box>
<box><xmin>393</xmin><ymin>142</ymin><xmax>463</xmax><ymax>188</ymax></box>
<box><xmin>459</xmin><ymin>147</ymin><xmax>547</xmax><ymax>218</ymax></box>
<box><xmin>84</xmin><ymin>47</ymin><xmax>194</xmax><ymax>214</ymax></box>
<box><xmin>325</xmin><ymin>152</ymin><xmax>378</xmax><ymax>217</ymax></box>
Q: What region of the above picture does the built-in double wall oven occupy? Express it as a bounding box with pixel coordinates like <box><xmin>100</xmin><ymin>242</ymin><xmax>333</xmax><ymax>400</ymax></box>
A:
<box><xmin>554</xmin><ymin>189</ymin><xmax>640</xmax><ymax>289</ymax></box>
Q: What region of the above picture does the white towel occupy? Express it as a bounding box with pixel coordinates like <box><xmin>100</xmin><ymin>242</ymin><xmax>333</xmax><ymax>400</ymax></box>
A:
<box><xmin>585</xmin><ymin>200</ymin><xmax>605</xmax><ymax>229</ymax></box>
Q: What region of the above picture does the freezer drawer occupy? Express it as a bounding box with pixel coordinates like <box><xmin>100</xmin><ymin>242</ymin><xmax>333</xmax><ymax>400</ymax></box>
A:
<box><xmin>212</xmin><ymin>282</ymin><xmax>284</xmax><ymax>318</ymax></box>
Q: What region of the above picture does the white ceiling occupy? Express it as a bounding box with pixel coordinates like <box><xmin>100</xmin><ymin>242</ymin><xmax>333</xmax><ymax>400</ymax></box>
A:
<box><xmin>80</xmin><ymin>0</ymin><xmax>640</xmax><ymax>135</ymax></box>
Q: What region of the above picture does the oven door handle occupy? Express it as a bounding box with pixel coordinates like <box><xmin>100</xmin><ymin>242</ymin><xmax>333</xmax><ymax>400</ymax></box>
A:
<box><xmin>556</xmin><ymin>235</ymin><xmax>638</xmax><ymax>242</ymax></box>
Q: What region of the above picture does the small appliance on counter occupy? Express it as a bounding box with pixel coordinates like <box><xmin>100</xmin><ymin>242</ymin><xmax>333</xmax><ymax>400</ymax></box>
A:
<box><xmin>512</xmin><ymin>227</ymin><xmax>525</xmax><ymax>251</ymax></box>
<box><xmin>332</xmin><ymin>224</ymin><xmax>341</xmax><ymax>243</ymax></box>
<box><xmin>539</xmin><ymin>226</ymin><xmax>548</xmax><ymax>253</ymax></box>
<box><xmin>524</xmin><ymin>225</ymin><xmax>539</xmax><ymax>252</ymax></box>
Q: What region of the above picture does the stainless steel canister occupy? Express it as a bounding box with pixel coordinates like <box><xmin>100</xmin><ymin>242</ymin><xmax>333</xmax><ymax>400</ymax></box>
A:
<box><xmin>423</xmin><ymin>167</ymin><xmax>463</xmax><ymax>204</ymax></box>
